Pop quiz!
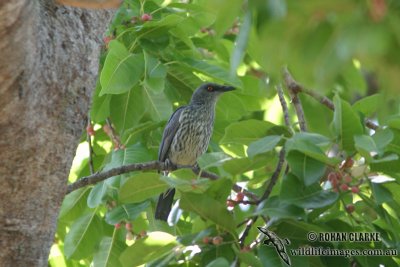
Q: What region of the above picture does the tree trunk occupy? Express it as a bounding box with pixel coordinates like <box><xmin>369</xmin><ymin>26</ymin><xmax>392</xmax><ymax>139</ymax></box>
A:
<box><xmin>0</xmin><ymin>1</ymin><xmax>114</xmax><ymax>266</ymax></box>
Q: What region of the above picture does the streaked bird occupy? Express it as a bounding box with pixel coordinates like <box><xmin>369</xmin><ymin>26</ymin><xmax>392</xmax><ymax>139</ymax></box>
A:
<box><xmin>155</xmin><ymin>83</ymin><xmax>235</xmax><ymax>221</ymax></box>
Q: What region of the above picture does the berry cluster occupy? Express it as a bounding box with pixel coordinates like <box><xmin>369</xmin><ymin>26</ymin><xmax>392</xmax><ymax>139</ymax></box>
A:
<box><xmin>115</xmin><ymin>222</ymin><xmax>147</xmax><ymax>241</ymax></box>
<box><xmin>202</xmin><ymin>235</ymin><xmax>223</xmax><ymax>246</ymax></box>
<box><xmin>226</xmin><ymin>192</ymin><xmax>245</xmax><ymax>208</ymax></box>
<box><xmin>327</xmin><ymin>157</ymin><xmax>361</xmax><ymax>214</ymax></box>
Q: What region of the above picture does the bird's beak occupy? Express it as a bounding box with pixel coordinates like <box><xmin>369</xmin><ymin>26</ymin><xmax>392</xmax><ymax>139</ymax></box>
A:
<box><xmin>220</xmin><ymin>85</ymin><xmax>235</xmax><ymax>92</ymax></box>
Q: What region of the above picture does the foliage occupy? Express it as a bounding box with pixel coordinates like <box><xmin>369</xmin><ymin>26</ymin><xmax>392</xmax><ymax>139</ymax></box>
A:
<box><xmin>50</xmin><ymin>0</ymin><xmax>400</xmax><ymax>266</ymax></box>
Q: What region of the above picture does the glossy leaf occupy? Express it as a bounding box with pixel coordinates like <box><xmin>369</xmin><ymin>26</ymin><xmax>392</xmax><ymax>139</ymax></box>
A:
<box><xmin>247</xmin><ymin>135</ymin><xmax>281</xmax><ymax>157</ymax></box>
<box><xmin>119</xmin><ymin>173</ymin><xmax>168</xmax><ymax>203</ymax></box>
<box><xmin>280</xmin><ymin>173</ymin><xmax>338</xmax><ymax>209</ymax></box>
<box><xmin>64</xmin><ymin>212</ymin><xmax>103</xmax><ymax>259</ymax></box>
<box><xmin>286</xmin><ymin>150</ymin><xmax>326</xmax><ymax>186</ymax></box>
<box><xmin>100</xmin><ymin>41</ymin><xmax>144</xmax><ymax>95</ymax></box>
<box><xmin>119</xmin><ymin>232</ymin><xmax>177</xmax><ymax>267</ymax></box>
<box><xmin>332</xmin><ymin>95</ymin><xmax>364</xmax><ymax>153</ymax></box>
<box><xmin>105</xmin><ymin>201</ymin><xmax>150</xmax><ymax>225</ymax></box>
<box><xmin>220</xmin><ymin>120</ymin><xmax>275</xmax><ymax>145</ymax></box>
<box><xmin>93</xmin><ymin>235</ymin><xmax>126</xmax><ymax>267</ymax></box>
<box><xmin>180</xmin><ymin>192</ymin><xmax>236</xmax><ymax>232</ymax></box>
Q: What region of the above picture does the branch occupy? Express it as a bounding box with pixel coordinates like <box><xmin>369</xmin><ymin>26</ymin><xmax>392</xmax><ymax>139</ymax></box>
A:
<box><xmin>66</xmin><ymin>161</ymin><xmax>259</xmax><ymax>202</ymax></box>
<box><xmin>275</xmin><ymin>84</ymin><xmax>292</xmax><ymax>132</ymax></box>
<box><xmin>283</xmin><ymin>67</ymin><xmax>307</xmax><ymax>132</ymax></box>
<box><xmin>86</xmin><ymin>117</ymin><xmax>95</xmax><ymax>174</ymax></box>
<box><xmin>56</xmin><ymin>0</ymin><xmax>122</xmax><ymax>9</ymax></box>
<box><xmin>259</xmin><ymin>148</ymin><xmax>286</xmax><ymax>202</ymax></box>
<box><xmin>282</xmin><ymin>67</ymin><xmax>379</xmax><ymax>130</ymax></box>
<box><xmin>67</xmin><ymin>161</ymin><xmax>164</xmax><ymax>194</ymax></box>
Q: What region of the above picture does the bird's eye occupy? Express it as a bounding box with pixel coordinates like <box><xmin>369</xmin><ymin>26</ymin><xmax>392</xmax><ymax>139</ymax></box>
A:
<box><xmin>207</xmin><ymin>86</ymin><xmax>213</xmax><ymax>92</ymax></box>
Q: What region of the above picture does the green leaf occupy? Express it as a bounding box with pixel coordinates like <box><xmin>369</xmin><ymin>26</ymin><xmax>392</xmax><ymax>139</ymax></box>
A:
<box><xmin>254</xmin><ymin>196</ymin><xmax>306</xmax><ymax>220</ymax></box>
<box><xmin>105</xmin><ymin>201</ymin><xmax>150</xmax><ymax>225</ymax></box>
<box><xmin>139</xmin><ymin>14</ymin><xmax>184</xmax><ymax>32</ymax></box>
<box><xmin>286</xmin><ymin>150</ymin><xmax>326</xmax><ymax>186</ymax></box>
<box><xmin>93</xmin><ymin>235</ymin><xmax>126</xmax><ymax>267</ymax></box>
<box><xmin>59</xmin><ymin>187</ymin><xmax>91</xmax><ymax>221</ymax></box>
<box><xmin>202</xmin><ymin>0</ymin><xmax>242</xmax><ymax>36</ymax></box>
<box><xmin>91</xmin><ymin>81</ymin><xmax>111</xmax><ymax>122</ymax></box>
<box><xmin>332</xmin><ymin>95</ymin><xmax>364</xmax><ymax>153</ymax></box>
<box><xmin>161</xmin><ymin>175</ymin><xmax>210</xmax><ymax>193</ymax></box>
<box><xmin>122</xmin><ymin>121</ymin><xmax>163</xmax><ymax>145</ymax></box>
<box><xmin>247</xmin><ymin>135</ymin><xmax>281</xmax><ymax>157</ymax></box>
<box><xmin>205</xmin><ymin>258</ymin><xmax>230</xmax><ymax>267</ymax></box>
<box><xmin>354</xmin><ymin>135</ymin><xmax>378</xmax><ymax>161</ymax></box>
<box><xmin>230</xmin><ymin>8</ymin><xmax>252</xmax><ymax>76</ymax></box>
<box><xmin>352</xmin><ymin>94</ymin><xmax>383</xmax><ymax>116</ymax></box>
<box><xmin>119</xmin><ymin>232</ymin><xmax>177</xmax><ymax>267</ymax></box>
<box><xmin>220</xmin><ymin>120</ymin><xmax>275</xmax><ymax>145</ymax></box>
<box><xmin>182</xmin><ymin>58</ymin><xmax>243</xmax><ymax>88</ymax></box>
<box><xmin>64</xmin><ymin>212</ymin><xmax>103</xmax><ymax>259</ymax></box>
<box><xmin>285</xmin><ymin>133</ymin><xmax>337</xmax><ymax>165</ymax></box>
<box><xmin>87</xmin><ymin>177</ymin><xmax>119</xmax><ymax>208</ymax></box>
<box><xmin>119</xmin><ymin>173</ymin><xmax>168</xmax><ymax>203</ymax></box>
<box><xmin>100</xmin><ymin>41</ymin><xmax>144</xmax><ymax>95</ymax></box>
<box><xmin>280</xmin><ymin>173</ymin><xmax>338</xmax><ymax>209</ymax></box>
<box><xmin>197</xmin><ymin>152</ymin><xmax>231</xmax><ymax>169</ymax></box>
<box><xmin>371</xmin><ymin>183</ymin><xmax>393</xmax><ymax>205</ymax></box>
<box><xmin>180</xmin><ymin>192</ymin><xmax>236</xmax><ymax>232</ymax></box>
<box><xmin>144</xmin><ymin>51</ymin><xmax>167</xmax><ymax>93</ymax></box>
<box><xmin>372</xmin><ymin>128</ymin><xmax>394</xmax><ymax>155</ymax></box>
<box><xmin>110</xmin><ymin>86</ymin><xmax>146</xmax><ymax>134</ymax></box>
<box><xmin>238</xmin><ymin>252</ymin><xmax>262</xmax><ymax>267</ymax></box>
<box><xmin>140</xmin><ymin>87</ymin><xmax>172</xmax><ymax>121</ymax></box>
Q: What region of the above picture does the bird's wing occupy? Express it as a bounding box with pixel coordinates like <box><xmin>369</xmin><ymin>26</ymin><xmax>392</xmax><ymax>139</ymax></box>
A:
<box><xmin>158</xmin><ymin>106</ymin><xmax>186</xmax><ymax>162</ymax></box>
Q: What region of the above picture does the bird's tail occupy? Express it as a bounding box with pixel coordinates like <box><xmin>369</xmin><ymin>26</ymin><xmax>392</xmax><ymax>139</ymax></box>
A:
<box><xmin>155</xmin><ymin>188</ymin><xmax>176</xmax><ymax>221</ymax></box>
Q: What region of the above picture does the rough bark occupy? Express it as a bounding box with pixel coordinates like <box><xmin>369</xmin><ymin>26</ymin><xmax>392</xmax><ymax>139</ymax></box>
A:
<box><xmin>0</xmin><ymin>1</ymin><xmax>114</xmax><ymax>266</ymax></box>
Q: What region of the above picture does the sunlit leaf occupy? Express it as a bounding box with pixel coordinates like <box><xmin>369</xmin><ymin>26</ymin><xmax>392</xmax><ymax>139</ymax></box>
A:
<box><xmin>100</xmin><ymin>41</ymin><xmax>144</xmax><ymax>95</ymax></box>
<box><xmin>119</xmin><ymin>232</ymin><xmax>177</xmax><ymax>267</ymax></box>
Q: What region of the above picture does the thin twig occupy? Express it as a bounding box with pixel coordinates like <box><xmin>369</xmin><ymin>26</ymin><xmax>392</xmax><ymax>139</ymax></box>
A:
<box><xmin>67</xmin><ymin>161</ymin><xmax>164</xmax><ymax>194</ymax></box>
<box><xmin>86</xmin><ymin>116</ymin><xmax>95</xmax><ymax>174</ymax></box>
<box><xmin>259</xmin><ymin>148</ymin><xmax>286</xmax><ymax>202</ymax></box>
<box><xmin>67</xmin><ymin>161</ymin><xmax>259</xmax><ymax>202</ymax></box>
<box><xmin>104</xmin><ymin>117</ymin><xmax>124</xmax><ymax>149</ymax></box>
<box><xmin>283</xmin><ymin>67</ymin><xmax>307</xmax><ymax>132</ymax></box>
<box><xmin>275</xmin><ymin>84</ymin><xmax>291</xmax><ymax>131</ymax></box>
<box><xmin>282</xmin><ymin>67</ymin><xmax>379</xmax><ymax>130</ymax></box>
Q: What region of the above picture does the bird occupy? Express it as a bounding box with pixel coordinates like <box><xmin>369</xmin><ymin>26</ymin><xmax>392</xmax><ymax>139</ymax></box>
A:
<box><xmin>155</xmin><ymin>82</ymin><xmax>235</xmax><ymax>221</ymax></box>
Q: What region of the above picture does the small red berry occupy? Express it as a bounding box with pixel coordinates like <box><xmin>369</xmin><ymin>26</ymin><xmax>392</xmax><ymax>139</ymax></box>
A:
<box><xmin>212</xmin><ymin>236</ymin><xmax>223</xmax><ymax>245</ymax></box>
<box><xmin>340</xmin><ymin>184</ymin><xmax>349</xmax><ymax>191</ymax></box>
<box><xmin>327</xmin><ymin>172</ymin><xmax>337</xmax><ymax>181</ymax></box>
<box><xmin>103</xmin><ymin>36</ymin><xmax>113</xmax><ymax>48</ymax></box>
<box><xmin>346</xmin><ymin>204</ymin><xmax>355</xmax><ymax>213</ymax></box>
<box><xmin>226</xmin><ymin>200</ymin><xmax>235</xmax><ymax>208</ymax></box>
<box><xmin>125</xmin><ymin>232</ymin><xmax>134</xmax><ymax>241</ymax></box>
<box><xmin>125</xmin><ymin>222</ymin><xmax>132</xmax><ymax>231</ymax></box>
<box><xmin>344</xmin><ymin>174</ymin><xmax>352</xmax><ymax>184</ymax></box>
<box><xmin>343</xmin><ymin>158</ymin><xmax>354</xmax><ymax>169</ymax></box>
<box><xmin>115</xmin><ymin>223</ymin><xmax>121</xmax><ymax>229</ymax></box>
<box><xmin>351</xmin><ymin>186</ymin><xmax>360</xmax><ymax>194</ymax></box>
<box><xmin>139</xmin><ymin>230</ymin><xmax>147</xmax><ymax>238</ymax></box>
<box><xmin>240</xmin><ymin>245</ymin><xmax>251</xmax><ymax>252</ymax></box>
<box><xmin>141</xmin><ymin>13</ymin><xmax>152</xmax><ymax>22</ymax></box>
<box><xmin>202</xmin><ymin>236</ymin><xmax>210</xmax><ymax>244</ymax></box>
<box><xmin>86</xmin><ymin>125</ymin><xmax>95</xmax><ymax>136</ymax></box>
<box><xmin>235</xmin><ymin>192</ymin><xmax>245</xmax><ymax>202</ymax></box>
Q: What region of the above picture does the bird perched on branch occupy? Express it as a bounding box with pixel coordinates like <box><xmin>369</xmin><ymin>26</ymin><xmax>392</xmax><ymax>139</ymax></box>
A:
<box><xmin>155</xmin><ymin>83</ymin><xmax>235</xmax><ymax>221</ymax></box>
